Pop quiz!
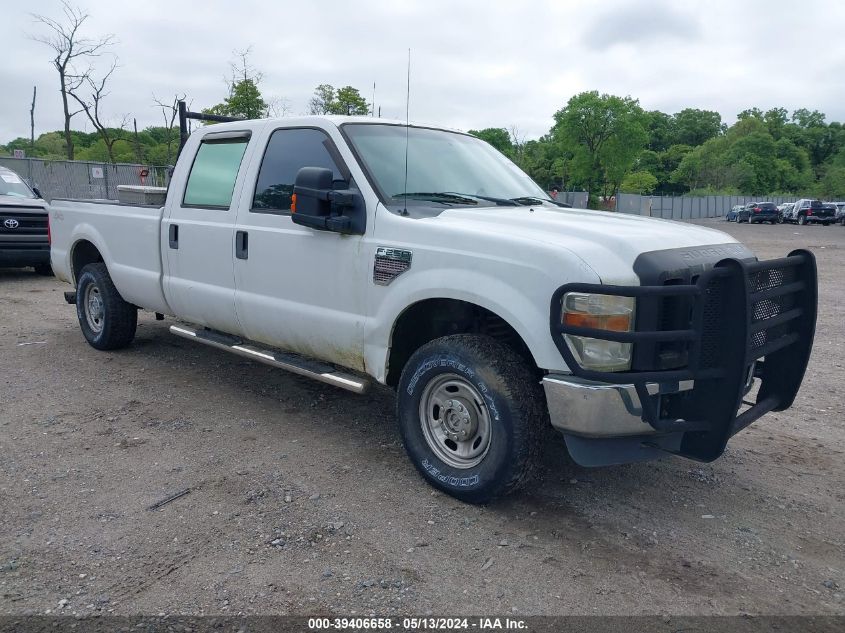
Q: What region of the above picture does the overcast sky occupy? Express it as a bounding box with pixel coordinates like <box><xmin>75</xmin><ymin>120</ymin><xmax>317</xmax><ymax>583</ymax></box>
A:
<box><xmin>2</xmin><ymin>0</ymin><xmax>844</xmax><ymax>145</ymax></box>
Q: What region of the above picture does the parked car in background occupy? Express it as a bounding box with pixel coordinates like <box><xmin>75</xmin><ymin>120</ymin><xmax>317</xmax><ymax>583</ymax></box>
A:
<box><xmin>0</xmin><ymin>166</ymin><xmax>52</xmax><ymax>275</ymax></box>
<box><xmin>833</xmin><ymin>202</ymin><xmax>845</xmax><ymax>225</ymax></box>
<box><xmin>738</xmin><ymin>201</ymin><xmax>779</xmax><ymax>224</ymax></box>
<box><xmin>777</xmin><ymin>203</ymin><xmax>794</xmax><ymax>222</ymax></box>
<box><xmin>821</xmin><ymin>203</ymin><xmax>837</xmax><ymax>223</ymax></box>
<box><xmin>725</xmin><ymin>204</ymin><xmax>743</xmax><ymax>221</ymax></box>
<box><xmin>783</xmin><ymin>199</ymin><xmax>834</xmax><ymax>225</ymax></box>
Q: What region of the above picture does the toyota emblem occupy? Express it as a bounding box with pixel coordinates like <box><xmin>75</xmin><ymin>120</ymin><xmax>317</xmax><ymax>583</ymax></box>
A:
<box><xmin>3</xmin><ymin>218</ymin><xmax>19</xmax><ymax>229</ymax></box>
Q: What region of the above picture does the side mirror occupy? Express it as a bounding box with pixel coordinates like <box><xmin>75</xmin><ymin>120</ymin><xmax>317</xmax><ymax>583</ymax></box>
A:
<box><xmin>292</xmin><ymin>167</ymin><xmax>365</xmax><ymax>235</ymax></box>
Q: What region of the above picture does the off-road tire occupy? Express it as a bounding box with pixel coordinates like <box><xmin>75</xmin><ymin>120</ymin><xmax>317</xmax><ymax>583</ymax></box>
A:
<box><xmin>76</xmin><ymin>263</ymin><xmax>137</xmax><ymax>350</ymax></box>
<box><xmin>396</xmin><ymin>334</ymin><xmax>546</xmax><ymax>504</ymax></box>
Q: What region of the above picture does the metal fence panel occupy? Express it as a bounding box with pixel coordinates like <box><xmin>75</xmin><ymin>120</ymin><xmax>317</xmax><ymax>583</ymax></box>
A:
<box><xmin>559</xmin><ymin>191</ymin><xmax>588</xmax><ymax>209</ymax></box>
<box><xmin>613</xmin><ymin>193</ymin><xmax>802</xmax><ymax>219</ymax></box>
<box><xmin>0</xmin><ymin>156</ymin><xmax>170</xmax><ymax>202</ymax></box>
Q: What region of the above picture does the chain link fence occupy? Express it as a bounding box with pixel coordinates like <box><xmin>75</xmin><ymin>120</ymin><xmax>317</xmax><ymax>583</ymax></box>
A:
<box><xmin>615</xmin><ymin>193</ymin><xmax>801</xmax><ymax>219</ymax></box>
<box><xmin>0</xmin><ymin>156</ymin><xmax>171</xmax><ymax>202</ymax></box>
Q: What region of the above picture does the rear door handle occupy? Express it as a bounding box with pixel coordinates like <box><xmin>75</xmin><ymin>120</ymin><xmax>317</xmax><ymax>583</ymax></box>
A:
<box><xmin>235</xmin><ymin>230</ymin><xmax>248</xmax><ymax>260</ymax></box>
<box><xmin>168</xmin><ymin>224</ymin><xmax>179</xmax><ymax>249</ymax></box>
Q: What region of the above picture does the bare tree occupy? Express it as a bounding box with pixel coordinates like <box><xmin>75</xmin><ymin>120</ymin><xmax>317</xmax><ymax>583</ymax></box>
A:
<box><xmin>152</xmin><ymin>93</ymin><xmax>188</xmax><ymax>165</ymax></box>
<box><xmin>229</xmin><ymin>47</ymin><xmax>262</xmax><ymax>88</ymax></box>
<box><xmin>31</xmin><ymin>1</ymin><xmax>115</xmax><ymax>160</ymax></box>
<box><xmin>68</xmin><ymin>60</ymin><xmax>127</xmax><ymax>164</ymax></box>
<box><xmin>266</xmin><ymin>96</ymin><xmax>291</xmax><ymax>118</ymax></box>
<box><xmin>30</xmin><ymin>87</ymin><xmax>37</xmax><ymax>152</ymax></box>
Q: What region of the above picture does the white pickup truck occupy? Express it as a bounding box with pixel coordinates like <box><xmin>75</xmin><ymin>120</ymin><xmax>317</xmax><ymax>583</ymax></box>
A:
<box><xmin>49</xmin><ymin>116</ymin><xmax>818</xmax><ymax>503</ymax></box>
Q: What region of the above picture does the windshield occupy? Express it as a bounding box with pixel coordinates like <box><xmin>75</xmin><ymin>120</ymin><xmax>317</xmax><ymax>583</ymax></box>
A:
<box><xmin>342</xmin><ymin>124</ymin><xmax>551</xmax><ymax>209</ymax></box>
<box><xmin>0</xmin><ymin>171</ymin><xmax>36</xmax><ymax>198</ymax></box>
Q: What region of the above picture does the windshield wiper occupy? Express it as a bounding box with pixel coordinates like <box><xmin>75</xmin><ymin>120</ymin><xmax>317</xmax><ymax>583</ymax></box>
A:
<box><xmin>441</xmin><ymin>192</ymin><xmax>514</xmax><ymax>206</ymax></box>
<box><xmin>394</xmin><ymin>192</ymin><xmax>478</xmax><ymax>205</ymax></box>
<box><xmin>510</xmin><ymin>196</ymin><xmax>572</xmax><ymax>208</ymax></box>
<box><xmin>509</xmin><ymin>196</ymin><xmax>548</xmax><ymax>205</ymax></box>
<box><xmin>394</xmin><ymin>192</ymin><xmax>518</xmax><ymax>207</ymax></box>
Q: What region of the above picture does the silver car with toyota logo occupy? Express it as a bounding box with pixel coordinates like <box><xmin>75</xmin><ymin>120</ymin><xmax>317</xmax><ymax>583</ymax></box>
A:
<box><xmin>0</xmin><ymin>166</ymin><xmax>52</xmax><ymax>275</ymax></box>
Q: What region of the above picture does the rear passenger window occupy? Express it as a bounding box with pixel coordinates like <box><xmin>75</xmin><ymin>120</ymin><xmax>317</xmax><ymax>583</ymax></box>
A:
<box><xmin>252</xmin><ymin>128</ymin><xmax>345</xmax><ymax>214</ymax></box>
<box><xmin>183</xmin><ymin>138</ymin><xmax>249</xmax><ymax>208</ymax></box>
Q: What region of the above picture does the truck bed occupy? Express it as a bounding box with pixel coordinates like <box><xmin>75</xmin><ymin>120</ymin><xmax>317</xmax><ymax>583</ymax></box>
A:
<box><xmin>50</xmin><ymin>199</ymin><xmax>171</xmax><ymax>314</ymax></box>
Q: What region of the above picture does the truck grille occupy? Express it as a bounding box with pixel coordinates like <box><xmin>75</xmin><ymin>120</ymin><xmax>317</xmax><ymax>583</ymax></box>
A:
<box><xmin>0</xmin><ymin>207</ymin><xmax>48</xmax><ymax>236</ymax></box>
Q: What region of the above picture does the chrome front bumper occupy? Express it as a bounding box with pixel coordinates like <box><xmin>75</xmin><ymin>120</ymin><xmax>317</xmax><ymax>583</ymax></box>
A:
<box><xmin>541</xmin><ymin>375</ymin><xmax>694</xmax><ymax>438</ymax></box>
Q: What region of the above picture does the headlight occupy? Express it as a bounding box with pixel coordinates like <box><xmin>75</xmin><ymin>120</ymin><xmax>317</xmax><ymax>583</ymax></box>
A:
<box><xmin>562</xmin><ymin>292</ymin><xmax>635</xmax><ymax>372</ymax></box>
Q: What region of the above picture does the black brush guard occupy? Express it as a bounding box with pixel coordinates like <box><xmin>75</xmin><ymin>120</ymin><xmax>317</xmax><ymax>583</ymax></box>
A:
<box><xmin>549</xmin><ymin>249</ymin><xmax>818</xmax><ymax>461</ymax></box>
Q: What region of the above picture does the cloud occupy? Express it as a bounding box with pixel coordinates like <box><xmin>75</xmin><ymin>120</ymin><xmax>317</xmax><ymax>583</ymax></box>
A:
<box><xmin>582</xmin><ymin>2</ymin><xmax>701</xmax><ymax>50</ymax></box>
<box><xmin>1</xmin><ymin>0</ymin><xmax>843</xmax><ymax>149</ymax></box>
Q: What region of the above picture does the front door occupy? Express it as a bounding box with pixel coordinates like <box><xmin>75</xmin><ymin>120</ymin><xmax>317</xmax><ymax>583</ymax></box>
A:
<box><xmin>233</xmin><ymin>126</ymin><xmax>368</xmax><ymax>370</ymax></box>
<box><xmin>163</xmin><ymin>130</ymin><xmax>253</xmax><ymax>335</ymax></box>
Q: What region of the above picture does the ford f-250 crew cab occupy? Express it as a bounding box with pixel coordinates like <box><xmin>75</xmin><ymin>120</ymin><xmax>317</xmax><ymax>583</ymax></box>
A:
<box><xmin>49</xmin><ymin>116</ymin><xmax>818</xmax><ymax>503</ymax></box>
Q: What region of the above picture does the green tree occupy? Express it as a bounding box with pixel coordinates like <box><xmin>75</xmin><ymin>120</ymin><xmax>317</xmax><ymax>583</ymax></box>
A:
<box><xmin>307</xmin><ymin>84</ymin><xmax>370</xmax><ymax>115</ymax></box>
<box><xmin>620</xmin><ymin>170</ymin><xmax>658</xmax><ymax>194</ymax></box>
<box><xmin>468</xmin><ymin>128</ymin><xmax>514</xmax><ymax>155</ymax></box>
<box><xmin>203</xmin><ymin>48</ymin><xmax>270</xmax><ymax>121</ymax></box>
<box><xmin>673</xmin><ymin>108</ymin><xmax>724</xmax><ymax>146</ymax></box>
<box><xmin>308</xmin><ymin>84</ymin><xmax>336</xmax><ymax>115</ymax></box>
<box><xmin>764</xmin><ymin>107</ymin><xmax>789</xmax><ymax>139</ymax></box>
<box><xmin>643</xmin><ymin>110</ymin><xmax>675</xmax><ymax>152</ymax></box>
<box><xmin>816</xmin><ymin>166</ymin><xmax>845</xmax><ymax>199</ymax></box>
<box><xmin>333</xmin><ymin>86</ymin><xmax>370</xmax><ymax>115</ymax></box>
<box><xmin>552</xmin><ymin>91</ymin><xmax>647</xmax><ymax>204</ymax></box>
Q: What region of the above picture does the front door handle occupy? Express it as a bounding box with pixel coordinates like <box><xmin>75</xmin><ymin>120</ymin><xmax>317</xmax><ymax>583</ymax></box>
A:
<box><xmin>235</xmin><ymin>230</ymin><xmax>248</xmax><ymax>260</ymax></box>
<box><xmin>168</xmin><ymin>224</ymin><xmax>179</xmax><ymax>249</ymax></box>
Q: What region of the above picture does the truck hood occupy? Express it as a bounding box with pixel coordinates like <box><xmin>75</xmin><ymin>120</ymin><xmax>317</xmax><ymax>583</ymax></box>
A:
<box><xmin>435</xmin><ymin>205</ymin><xmax>749</xmax><ymax>283</ymax></box>
<box><xmin>0</xmin><ymin>195</ymin><xmax>48</xmax><ymax>209</ymax></box>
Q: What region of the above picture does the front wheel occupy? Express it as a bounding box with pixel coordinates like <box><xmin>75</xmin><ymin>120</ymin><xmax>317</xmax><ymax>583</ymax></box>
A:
<box><xmin>76</xmin><ymin>263</ymin><xmax>137</xmax><ymax>350</ymax></box>
<box><xmin>396</xmin><ymin>334</ymin><xmax>545</xmax><ymax>503</ymax></box>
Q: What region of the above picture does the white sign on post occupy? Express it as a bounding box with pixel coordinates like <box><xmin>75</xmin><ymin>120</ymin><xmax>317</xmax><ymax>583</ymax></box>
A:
<box><xmin>13</xmin><ymin>149</ymin><xmax>25</xmax><ymax>159</ymax></box>
<box><xmin>91</xmin><ymin>167</ymin><xmax>104</xmax><ymax>179</ymax></box>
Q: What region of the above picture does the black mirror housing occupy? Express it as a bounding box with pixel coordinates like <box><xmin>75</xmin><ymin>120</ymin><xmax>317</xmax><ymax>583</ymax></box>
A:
<box><xmin>292</xmin><ymin>167</ymin><xmax>365</xmax><ymax>235</ymax></box>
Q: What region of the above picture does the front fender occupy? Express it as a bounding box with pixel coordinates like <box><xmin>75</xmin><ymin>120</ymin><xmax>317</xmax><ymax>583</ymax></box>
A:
<box><xmin>364</xmin><ymin>260</ymin><xmax>601</xmax><ymax>383</ymax></box>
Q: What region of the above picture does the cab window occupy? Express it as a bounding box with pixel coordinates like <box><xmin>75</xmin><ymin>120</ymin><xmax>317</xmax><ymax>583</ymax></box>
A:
<box><xmin>252</xmin><ymin>128</ymin><xmax>345</xmax><ymax>214</ymax></box>
<box><xmin>183</xmin><ymin>138</ymin><xmax>249</xmax><ymax>209</ymax></box>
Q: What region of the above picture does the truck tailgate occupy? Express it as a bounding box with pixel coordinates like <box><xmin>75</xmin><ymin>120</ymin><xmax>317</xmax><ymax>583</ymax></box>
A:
<box><xmin>50</xmin><ymin>200</ymin><xmax>170</xmax><ymax>314</ymax></box>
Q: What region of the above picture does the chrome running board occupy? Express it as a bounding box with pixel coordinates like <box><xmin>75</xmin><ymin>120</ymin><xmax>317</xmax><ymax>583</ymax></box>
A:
<box><xmin>170</xmin><ymin>324</ymin><xmax>370</xmax><ymax>394</ymax></box>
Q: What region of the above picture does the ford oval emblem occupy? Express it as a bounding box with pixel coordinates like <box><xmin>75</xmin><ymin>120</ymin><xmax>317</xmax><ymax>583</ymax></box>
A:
<box><xmin>3</xmin><ymin>218</ymin><xmax>19</xmax><ymax>229</ymax></box>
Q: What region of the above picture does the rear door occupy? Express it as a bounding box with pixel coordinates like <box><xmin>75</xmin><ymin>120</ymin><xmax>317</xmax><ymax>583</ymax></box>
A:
<box><xmin>162</xmin><ymin>129</ymin><xmax>255</xmax><ymax>334</ymax></box>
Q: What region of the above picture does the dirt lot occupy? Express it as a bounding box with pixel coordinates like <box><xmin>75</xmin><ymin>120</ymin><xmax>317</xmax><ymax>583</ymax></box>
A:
<box><xmin>0</xmin><ymin>218</ymin><xmax>843</xmax><ymax>617</ymax></box>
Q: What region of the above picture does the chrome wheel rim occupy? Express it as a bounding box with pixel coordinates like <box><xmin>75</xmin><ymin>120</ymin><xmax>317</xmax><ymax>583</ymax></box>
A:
<box><xmin>83</xmin><ymin>283</ymin><xmax>104</xmax><ymax>333</ymax></box>
<box><xmin>418</xmin><ymin>373</ymin><xmax>492</xmax><ymax>469</ymax></box>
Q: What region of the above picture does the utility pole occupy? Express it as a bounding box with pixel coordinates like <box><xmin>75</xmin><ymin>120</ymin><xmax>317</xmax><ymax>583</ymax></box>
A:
<box><xmin>30</xmin><ymin>86</ymin><xmax>37</xmax><ymax>152</ymax></box>
<box><xmin>133</xmin><ymin>118</ymin><xmax>143</xmax><ymax>164</ymax></box>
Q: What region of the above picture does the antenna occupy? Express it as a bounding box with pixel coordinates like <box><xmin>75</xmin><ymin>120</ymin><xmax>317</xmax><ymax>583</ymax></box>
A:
<box><xmin>403</xmin><ymin>48</ymin><xmax>411</xmax><ymax>215</ymax></box>
<box><xmin>371</xmin><ymin>82</ymin><xmax>376</xmax><ymax>117</ymax></box>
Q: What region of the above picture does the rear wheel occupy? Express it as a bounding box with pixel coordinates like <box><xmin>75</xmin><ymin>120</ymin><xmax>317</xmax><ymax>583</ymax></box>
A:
<box><xmin>76</xmin><ymin>263</ymin><xmax>137</xmax><ymax>350</ymax></box>
<box><xmin>397</xmin><ymin>334</ymin><xmax>545</xmax><ymax>503</ymax></box>
<box><xmin>798</xmin><ymin>215</ymin><xmax>806</xmax><ymax>226</ymax></box>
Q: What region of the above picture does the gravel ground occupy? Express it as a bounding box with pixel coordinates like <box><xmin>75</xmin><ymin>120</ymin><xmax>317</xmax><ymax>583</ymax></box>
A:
<box><xmin>0</xmin><ymin>218</ymin><xmax>843</xmax><ymax>617</ymax></box>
